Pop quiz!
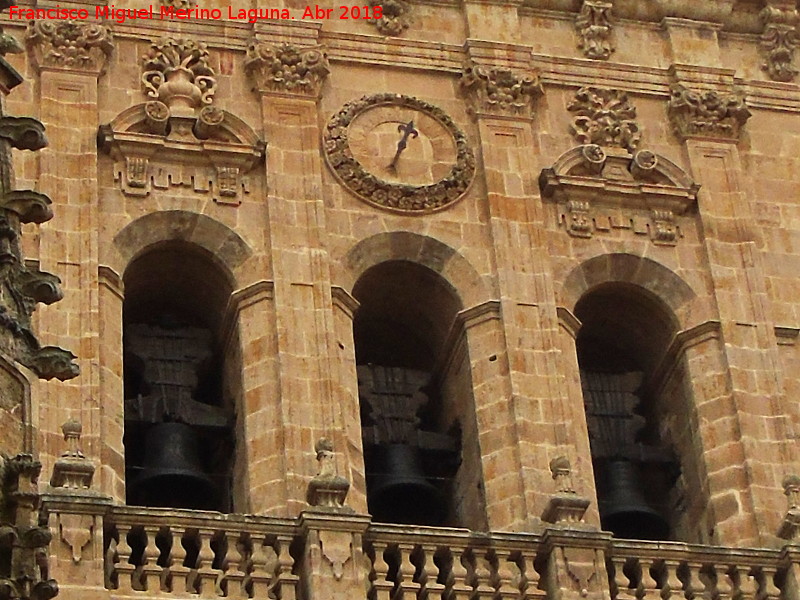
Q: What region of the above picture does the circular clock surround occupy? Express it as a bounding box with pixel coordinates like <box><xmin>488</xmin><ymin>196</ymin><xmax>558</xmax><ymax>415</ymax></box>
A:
<box><xmin>323</xmin><ymin>93</ymin><xmax>476</xmax><ymax>213</ymax></box>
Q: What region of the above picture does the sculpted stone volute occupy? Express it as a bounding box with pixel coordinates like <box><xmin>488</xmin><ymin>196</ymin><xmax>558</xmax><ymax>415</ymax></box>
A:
<box><xmin>667</xmin><ymin>83</ymin><xmax>751</xmax><ymax>141</ymax></box>
<box><xmin>26</xmin><ymin>21</ymin><xmax>113</xmax><ymax>73</ymax></box>
<box><xmin>245</xmin><ymin>42</ymin><xmax>330</xmax><ymax>98</ymax></box>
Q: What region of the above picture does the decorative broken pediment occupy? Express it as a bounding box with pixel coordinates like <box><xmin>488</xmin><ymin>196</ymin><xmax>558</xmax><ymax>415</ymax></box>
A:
<box><xmin>667</xmin><ymin>83</ymin><xmax>751</xmax><ymax>141</ymax></box>
<box><xmin>98</xmin><ymin>103</ymin><xmax>264</xmax><ymax>206</ymax></box>
<box><xmin>539</xmin><ymin>144</ymin><xmax>698</xmax><ymax>244</ymax></box>
<box><xmin>460</xmin><ymin>60</ymin><xmax>543</xmax><ymax>118</ymax></box>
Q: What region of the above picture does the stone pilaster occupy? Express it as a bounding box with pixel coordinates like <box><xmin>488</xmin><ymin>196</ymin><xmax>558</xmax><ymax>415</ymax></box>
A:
<box><xmin>667</xmin><ymin>78</ymin><xmax>796</xmax><ymax>546</ymax></box>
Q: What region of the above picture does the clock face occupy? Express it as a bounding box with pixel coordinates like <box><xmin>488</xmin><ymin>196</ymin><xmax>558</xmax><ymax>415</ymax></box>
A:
<box><xmin>324</xmin><ymin>94</ymin><xmax>475</xmax><ymax>213</ymax></box>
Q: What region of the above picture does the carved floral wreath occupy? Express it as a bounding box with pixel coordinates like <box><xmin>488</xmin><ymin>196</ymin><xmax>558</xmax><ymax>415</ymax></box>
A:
<box><xmin>323</xmin><ymin>93</ymin><xmax>476</xmax><ymax>213</ymax></box>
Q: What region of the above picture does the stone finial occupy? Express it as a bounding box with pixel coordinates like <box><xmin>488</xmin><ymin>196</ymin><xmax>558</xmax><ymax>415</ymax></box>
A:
<box><xmin>541</xmin><ymin>456</ymin><xmax>591</xmax><ymax>525</ymax></box>
<box><xmin>568</xmin><ymin>87</ymin><xmax>640</xmax><ymax>151</ymax></box>
<box><xmin>306</xmin><ymin>438</ymin><xmax>351</xmax><ymax>511</ymax></box>
<box><xmin>460</xmin><ymin>60</ymin><xmax>543</xmax><ymax>118</ymax></box>
<box><xmin>667</xmin><ymin>83</ymin><xmax>751</xmax><ymax>141</ymax></box>
<box><xmin>245</xmin><ymin>42</ymin><xmax>329</xmax><ymax>98</ymax></box>
<box><xmin>576</xmin><ymin>0</ymin><xmax>615</xmax><ymax>60</ymax></box>
<box><xmin>779</xmin><ymin>474</ymin><xmax>800</xmax><ymax>540</ymax></box>
<box><xmin>760</xmin><ymin>2</ymin><xmax>799</xmax><ymax>82</ymax></box>
<box><xmin>142</xmin><ymin>38</ymin><xmax>216</xmax><ymax>117</ymax></box>
<box><xmin>26</xmin><ymin>21</ymin><xmax>113</xmax><ymax>73</ymax></box>
<box><xmin>50</xmin><ymin>419</ymin><xmax>95</xmax><ymax>489</ymax></box>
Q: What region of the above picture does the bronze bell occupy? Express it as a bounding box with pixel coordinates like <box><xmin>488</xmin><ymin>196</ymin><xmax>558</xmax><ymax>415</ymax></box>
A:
<box><xmin>369</xmin><ymin>444</ymin><xmax>446</xmax><ymax>526</ymax></box>
<box><xmin>130</xmin><ymin>422</ymin><xmax>218</xmax><ymax>510</ymax></box>
<box><xmin>600</xmin><ymin>459</ymin><xmax>669</xmax><ymax>540</ymax></box>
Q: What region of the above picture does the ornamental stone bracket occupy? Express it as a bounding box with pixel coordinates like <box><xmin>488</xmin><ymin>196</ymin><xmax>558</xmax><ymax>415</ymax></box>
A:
<box><xmin>26</xmin><ymin>21</ymin><xmax>113</xmax><ymax>74</ymax></box>
<box><xmin>245</xmin><ymin>42</ymin><xmax>329</xmax><ymax>99</ymax></box>
<box><xmin>368</xmin><ymin>0</ymin><xmax>411</xmax><ymax>36</ymax></box>
<box><xmin>460</xmin><ymin>59</ymin><xmax>543</xmax><ymax>119</ymax></box>
<box><xmin>542</xmin><ymin>86</ymin><xmax>699</xmax><ymax>244</ymax></box>
<box><xmin>667</xmin><ymin>82</ymin><xmax>751</xmax><ymax>142</ymax></box>
<box><xmin>575</xmin><ymin>0</ymin><xmax>615</xmax><ymax>60</ymax></box>
<box><xmin>760</xmin><ymin>1</ymin><xmax>799</xmax><ymax>82</ymax></box>
<box><xmin>98</xmin><ymin>103</ymin><xmax>265</xmax><ymax>206</ymax></box>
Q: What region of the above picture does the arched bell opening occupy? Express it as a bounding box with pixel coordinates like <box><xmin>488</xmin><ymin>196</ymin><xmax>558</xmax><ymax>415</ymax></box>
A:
<box><xmin>575</xmin><ymin>282</ymin><xmax>682</xmax><ymax>541</ymax></box>
<box><xmin>122</xmin><ymin>241</ymin><xmax>236</xmax><ymax>512</ymax></box>
<box><xmin>353</xmin><ymin>260</ymin><xmax>478</xmax><ymax>527</ymax></box>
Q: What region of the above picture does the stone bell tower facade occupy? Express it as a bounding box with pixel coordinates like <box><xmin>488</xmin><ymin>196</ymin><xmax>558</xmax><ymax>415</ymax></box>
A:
<box><xmin>2</xmin><ymin>0</ymin><xmax>800</xmax><ymax>599</ymax></box>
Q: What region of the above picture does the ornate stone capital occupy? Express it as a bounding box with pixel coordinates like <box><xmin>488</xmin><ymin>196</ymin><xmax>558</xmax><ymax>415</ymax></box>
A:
<box><xmin>460</xmin><ymin>60</ymin><xmax>542</xmax><ymax>118</ymax></box>
<box><xmin>667</xmin><ymin>83</ymin><xmax>751</xmax><ymax>141</ymax></box>
<box><xmin>760</xmin><ymin>2</ymin><xmax>799</xmax><ymax>82</ymax></box>
<box><xmin>368</xmin><ymin>0</ymin><xmax>411</xmax><ymax>36</ymax></box>
<box><xmin>142</xmin><ymin>38</ymin><xmax>216</xmax><ymax>117</ymax></box>
<box><xmin>576</xmin><ymin>0</ymin><xmax>614</xmax><ymax>60</ymax></box>
<box><xmin>568</xmin><ymin>87</ymin><xmax>640</xmax><ymax>151</ymax></box>
<box><xmin>26</xmin><ymin>21</ymin><xmax>113</xmax><ymax>74</ymax></box>
<box><xmin>245</xmin><ymin>42</ymin><xmax>329</xmax><ymax>98</ymax></box>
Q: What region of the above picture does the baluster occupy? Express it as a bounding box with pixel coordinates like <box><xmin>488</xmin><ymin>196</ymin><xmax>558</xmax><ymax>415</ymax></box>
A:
<box><xmin>715</xmin><ymin>565</ymin><xmax>733</xmax><ymax>600</ymax></box>
<box><xmin>611</xmin><ymin>557</ymin><xmax>635</xmax><ymax>600</ymax></box>
<box><xmin>222</xmin><ymin>531</ymin><xmax>246</xmax><ymax>599</ymax></box>
<box><xmin>193</xmin><ymin>529</ymin><xmax>219</xmax><ymax>598</ymax></box>
<box><xmin>493</xmin><ymin>549</ymin><xmax>520</xmax><ymax>600</ymax></box>
<box><xmin>371</xmin><ymin>542</ymin><xmax>394</xmax><ymax>600</ymax></box>
<box><xmin>661</xmin><ymin>560</ymin><xmax>683</xmax><ymax>600</ymax></box>
<box><xmin>169</xmin><ymin>527</ymin><xmax>191</xmax><ymax>595</ymax></box>
<box><xmin>471</xmin><ymin>549</ymin><xmax>495</xmax><ymax>600</ymax></box>
<box><xmin>757</xmin><ymin>567</ymin><xmax>781</xmax><ymax>600</ymax></box>
<box><xmin>731</xmin><ymin>565</ymin><xmax>757</xmax><ymax>600</ymax></box>
<box><xmin>141</xmin><ymin>526</ymin><xmax>164</xmax><ymax>592</ymax></box>
<box><xmin>245</xmin><ymin>534</ymin><xmax>273</xmax><ymax>599</ymax></box>
<box><xmin>685</xmin><ymin>563</ymin><xmax>706</xmax><ymax>600</ymax></box>
<box><xmin>518</xmin><ymin>551</ymin><xmax>546</xmax><ymax>600</ymax></box>
<box><xmin>419</xmin><ymin>545</ymin><xmax>445</xmax><ymax>600</ymax></box>
<box><xmin>448</xmin><ymin>546</ymin><xmax>472</xmax><ymax>600</ymax></box>
<box><xmin>116</xmin><ymin>524</ymin><xmax>136</xmax><ymax>594</ymax></box>
<box><xmin>393</xmin><ymin>543</ymin><xmax>420</xmax><ymax>600</ymax></box>
<box><xmin>104</xmin><ymin>534</ymin><xmax>118</xmax><ymax>590</ymax></box>
<box><xmin>273</xmin><ymin>535</ymin><xmax>299</xmax><ymax>600</ymax></box>
<box><xmin>639</xmin><ymin>559</ymin><xmax>660</xmax><ymax>600</ymax></box>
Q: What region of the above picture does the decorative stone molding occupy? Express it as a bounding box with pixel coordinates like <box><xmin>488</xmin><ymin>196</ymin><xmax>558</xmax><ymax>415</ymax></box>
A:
<box><xmin>460</xmin><ymin>60</ymin><xmax>543</xmax><ymax>118</ymax></box>
<box><xmin>575</xmin><ymin>0</ymin><xmax>614</xmax><ymax>60</ymax></box>
<box><xmin>367</xmin><ymin>0</ymin><xmax>411</xmax><ymax>36</ymax></box>
<box><xmin>760</xmin><ymin>2</ymin><xmax>799</xmax><ymax>82</ymax></box>
<box><xmin>98</xmin><ymin>103</ymin><xmax>264</xmax><ymax>206</ymax></box>
<box><xmin>306</xmin><ymin>438</ymin><xmax>351</xmax><ymax>511</ymax></box>
<box><xmin>667</xmin><ymin>83</ymin><xmax>751</xmax><ymax>141</ymax></box>
<box><xmin>539</xmin><ymin>145</ymin><xmax>699</xmax><ymax>244</ymax></box>
<box><xmin>568</xmin><ymin>87</ymin><xmax>640</xmax><ymax>152</ymax></box>
<box><xmin>245</xmin><ymin>42</ymin><xmax>329</xmax><ymax>98</ymax></box>
<box><xmin>323</xmin><ymin>94</ymin><xmax>475</xmax><ymax>212</ymax></box>
<box><xmin>541</xmin><ymin>457</ymin><xmax>591</xmax><ymax>525</ymax></box>
<box><xmin>142</xmin><ymin>37</ymin><xmax>215</xmax><ymax>117</ymax></box>
<box><xmin>27</xmin><ymin>21</ymin><xmax>113</xmax><ymax>73</ymax></box>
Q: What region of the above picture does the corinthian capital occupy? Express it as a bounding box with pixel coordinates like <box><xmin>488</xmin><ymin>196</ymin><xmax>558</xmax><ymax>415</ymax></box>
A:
<box><xmin>27</xmin><ymin>21</ymin><xmax>113</xmax><ymax>74</ymax></box>
<box><xmin>245</xmin><ymin>42</ymin><xmax>329</xmax><ymax>98</ymax></box>
<box><xmin>460</xmin><ymin>60</ymin><xmax>542</xmax><ymax>118</ymax></box>
<box><xmin>667</xmin><ymin>83</ymin><xmax>751</xmax><ymax>142</ymax></box>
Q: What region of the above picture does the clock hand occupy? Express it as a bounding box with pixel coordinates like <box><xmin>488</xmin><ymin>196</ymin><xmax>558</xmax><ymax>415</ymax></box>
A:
<box><xmin>387</xmin><ymin>120</ymin><xmax>418</xmax><ymax>173</ymax></box>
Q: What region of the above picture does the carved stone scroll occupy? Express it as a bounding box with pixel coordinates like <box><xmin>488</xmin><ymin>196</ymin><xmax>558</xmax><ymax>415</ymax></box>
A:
<box><xmin>667</xmin><ymin>83</ymin><xmax>751</xmax><ymax>141</ymax></box>
<box><xmin>460</xmin><ymin>60</ymin><xmax>543</xmax><ymax>118</ymax></box>
<box><xmin>760</xmin><ymin>2</ymin><xmax>799</xmax><ymax>82</ymax></box>
<box><xmin>576</xmin><ymin>0</ymin><xmax>615</xmax><ymax>60</ymax></box>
